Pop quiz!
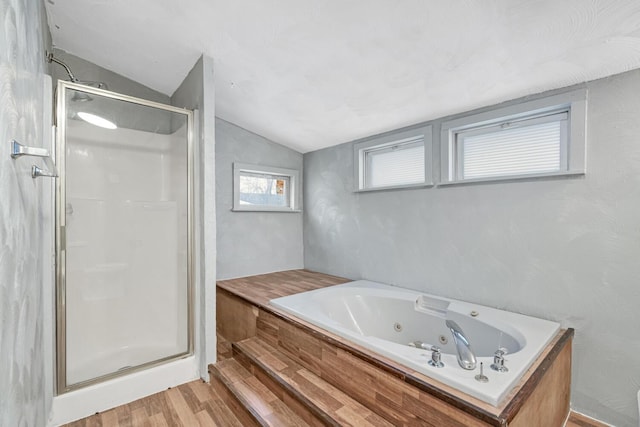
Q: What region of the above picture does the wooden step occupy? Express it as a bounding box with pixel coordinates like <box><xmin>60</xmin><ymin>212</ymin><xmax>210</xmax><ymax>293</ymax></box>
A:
<box><xmin>217</xmin><ymin>332</ymin><xmax>233</xmax><ymax>360</ymax></box>
<box><xmin>233</xmin><ymin>337</ymin><xmax>395</xmax><ymax>427</ymax></box>
<box><xmin>210</xmin><ymin>358</ymin><xmax>311</xmax><ymax>427</ymax></box>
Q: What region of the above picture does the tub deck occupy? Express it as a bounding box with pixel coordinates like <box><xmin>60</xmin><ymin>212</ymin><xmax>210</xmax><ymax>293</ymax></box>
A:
<box><xmin>217</xmin><ymin>269</ymin><xmax>349</xmax><ymax>307</ymax></box>
<box><xmin>217</xmin><ymin>269</ymin><xmax>577</xmax><ymax>426</ymax></box>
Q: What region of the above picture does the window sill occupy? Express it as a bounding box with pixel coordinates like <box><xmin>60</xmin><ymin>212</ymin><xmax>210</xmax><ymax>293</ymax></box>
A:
<box><xmin>354</xmin><ymin>182</ymin><xmax>434</xmax><ymax>193</ymax></box>
<box><xmin>231</xmin><ymin>208</ymin><xmax>302</xmax><ymax>213</ymax></box>
<box><xmin>438</xmin><ymin>170</ymin><xmax>585</xmax><ymax>187</ymax></box>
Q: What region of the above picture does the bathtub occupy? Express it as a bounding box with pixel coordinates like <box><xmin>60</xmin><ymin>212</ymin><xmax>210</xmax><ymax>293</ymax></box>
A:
<box><xmin>270</xmin><ymin>280</ymin><xmax>560</xmax><ymax>406</ymax></box>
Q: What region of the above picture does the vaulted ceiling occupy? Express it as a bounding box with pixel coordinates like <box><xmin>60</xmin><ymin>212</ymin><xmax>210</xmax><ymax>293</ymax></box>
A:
<box><xmin>45</xmin><ymin>0</ymin><xmax>640</xmax><ymax>153</ymax></box>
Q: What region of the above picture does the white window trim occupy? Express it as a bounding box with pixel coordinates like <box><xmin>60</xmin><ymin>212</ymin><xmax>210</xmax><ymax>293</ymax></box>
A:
<box><xmin>232</xmin><ymin>162</ymin><xmax>301</xmax><ymax>212</ymax></box>
<box><xmin>439</xmin><ymin>88</ymin><xmax>587</xmax><ymax>185</ymax></box>
<box><xmin>353</xmin><ymin>125</ymin><xmax>433</xmax><ymax>192</ymax></box>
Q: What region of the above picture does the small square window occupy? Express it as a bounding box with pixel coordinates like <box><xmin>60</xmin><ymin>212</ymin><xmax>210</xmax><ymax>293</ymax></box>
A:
<box><xmin>355</xmin><ymin>126</ymin><xmax>433</xmax><ymax>191</ymax></box>
<box><xmin>233</xmin><ymin>163</ymin><xmax>300</xmax><ymax>212</ymax></box>
<box><xmin>440</xmin><ymin>89</ymin><xmax>586</xmax><ymax>184</ymax></box>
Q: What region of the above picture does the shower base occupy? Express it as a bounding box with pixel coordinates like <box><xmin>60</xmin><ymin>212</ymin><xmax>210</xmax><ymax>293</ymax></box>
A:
<box><xmin>48</xmin><ymin>356</ymin><xmax>198</xmax><ymax>426</ymax></box>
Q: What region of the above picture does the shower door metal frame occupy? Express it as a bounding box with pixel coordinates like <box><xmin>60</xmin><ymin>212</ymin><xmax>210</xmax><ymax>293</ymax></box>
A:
<box><xmin>54</xmin><ymin>80</ymin><xmax>195</xmax><ymax>394</ymax></box>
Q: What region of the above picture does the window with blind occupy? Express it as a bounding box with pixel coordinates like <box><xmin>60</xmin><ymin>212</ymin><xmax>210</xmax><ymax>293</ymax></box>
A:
<box><xmin>233</xmin><ymin>163</ymin><xmax>300</xmax><ymax>212</ymax></box>
<box><xmin>355</xmin><ymin>126</ymin><xmax>433</xmax><ymax>191</ymax></box>
<box><xmin>441</xmin><ymin>89</ymin><xmax>587</xmax><ymax>184</ymax></box>
<box><xmin>455</xmin><ymin>111</ymin><xmax>567</xmax><ymax>180</ymax></box>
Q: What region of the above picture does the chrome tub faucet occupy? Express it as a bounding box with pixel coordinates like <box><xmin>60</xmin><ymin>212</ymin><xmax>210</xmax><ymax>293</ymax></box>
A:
<box><xmin>445</xmin><ymin>319</ymin><xmax>477</xmax><ymax>370</ymax></box>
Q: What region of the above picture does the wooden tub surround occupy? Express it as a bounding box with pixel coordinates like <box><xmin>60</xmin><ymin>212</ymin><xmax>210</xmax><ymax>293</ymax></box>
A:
<box><xmin>214</xmin><ymin>270</ymin><xmax>574</xmax><ymax>427</ymax></box>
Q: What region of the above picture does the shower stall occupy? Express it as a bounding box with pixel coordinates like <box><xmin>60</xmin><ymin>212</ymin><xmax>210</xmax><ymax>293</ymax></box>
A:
<box><xmin>54</xmin><ymin>81</ymin><xmax>194</xmax><ymax>394</ymax></box>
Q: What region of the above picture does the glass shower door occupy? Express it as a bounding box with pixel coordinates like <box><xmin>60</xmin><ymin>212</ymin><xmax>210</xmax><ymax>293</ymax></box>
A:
<box><xmin>56</xmin><ymin>81</ymin><xmax>193</xmax><ymax>393</ymax></box>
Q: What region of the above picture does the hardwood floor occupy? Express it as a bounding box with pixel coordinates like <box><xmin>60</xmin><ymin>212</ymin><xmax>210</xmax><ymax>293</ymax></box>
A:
<box><xmin>63</xmin><ymin>380</ymin><xmax>243</xmax><ymax>427</ymax></box>
<box><xmin>64</xmin><ymin>379</ymin><xmax>608</xmax><ymax>427</ymax></box>
<box><xmin>565</xmin><ymin>411</ymin><xmax>610</xmax><ymax>427</ymax></box>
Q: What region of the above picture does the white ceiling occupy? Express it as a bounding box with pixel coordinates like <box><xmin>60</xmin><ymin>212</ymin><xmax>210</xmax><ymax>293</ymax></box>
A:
<box><xmin>45</xmin><ymin>0</ymin><xmax>640</xmax><ymax>153</ymax></box>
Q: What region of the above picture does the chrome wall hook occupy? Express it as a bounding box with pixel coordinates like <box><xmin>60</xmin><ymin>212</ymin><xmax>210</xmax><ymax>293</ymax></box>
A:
<box><xmin>10</xmin><ymin>139</ymin><xmax>58</xmax><ymax>178</ymax></box>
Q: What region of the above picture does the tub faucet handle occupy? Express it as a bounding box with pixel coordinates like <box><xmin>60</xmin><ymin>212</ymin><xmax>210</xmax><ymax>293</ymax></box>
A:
<box><xmin>427</xmin><ymin>345</ymin><xmax>444</xmax><ymax>368</ymax></box>
<box><xmin>490</xmin><ymin>348</ymin><xmax>509</xmax><ymax>373</ymax></box>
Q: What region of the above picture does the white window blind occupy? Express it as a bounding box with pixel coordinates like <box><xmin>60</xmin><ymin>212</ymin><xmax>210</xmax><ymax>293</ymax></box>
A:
<box><xmin>364</xmin><ymin>138</ymin><xmax>425</xmax><ymax>189</ymax></box>
<box><xmin>455</xmin><ymin>112</ymin><xmax>567</xmax><ymax>180</ymax></box>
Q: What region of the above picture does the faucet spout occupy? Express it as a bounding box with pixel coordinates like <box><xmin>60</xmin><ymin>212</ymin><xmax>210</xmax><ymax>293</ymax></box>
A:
<box><xmin>445</xmin><ymin>319</ymin><xmax>477</xmax><ymax>370</ymax></box>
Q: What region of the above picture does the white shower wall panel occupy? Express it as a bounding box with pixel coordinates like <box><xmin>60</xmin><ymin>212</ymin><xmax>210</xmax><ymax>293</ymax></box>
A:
<box><xmin>64</xmin><ymin>121</ymin><xmax>188</xmax><ymax>386</ymax></box>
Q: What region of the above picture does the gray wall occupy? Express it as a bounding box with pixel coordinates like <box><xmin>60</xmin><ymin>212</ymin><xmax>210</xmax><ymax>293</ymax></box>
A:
<box><xmin>50</xmin><ymin>48</ymin><xmax>172</xmax><ymax>134</ymax></box>
<box><xmin>216</xmin><ymin>119</ymin><xmax>304</xmax><ymax>279</ymax></box>
<box><xmin>304</xmin><ymin>69</ymin><xmax>640</xmax><ymax>427</ymax></box>
<box><xmin>0</xmin><ymin>0</ymin><xmax>52</xmax><ymax>425</ymax></box>
<box><xmin>51</xmin><ymin>48</ymin><xmax>169</xmax><ymax>104</ymax></box>
<box><xmin>171</xmin><ymin>55</ymin><xmax>217</xmax><ymax>373</ymax></box>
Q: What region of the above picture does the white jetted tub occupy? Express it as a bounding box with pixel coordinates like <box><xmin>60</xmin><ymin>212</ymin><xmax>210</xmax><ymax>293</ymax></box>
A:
<box><xmin>270</xmin><ymin>280</ymin><xmax>560</xmax><ymax>406</ymax></box>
